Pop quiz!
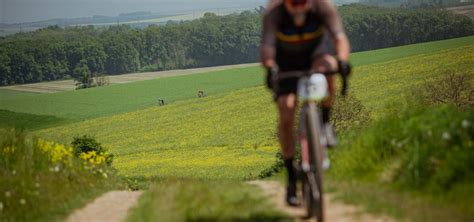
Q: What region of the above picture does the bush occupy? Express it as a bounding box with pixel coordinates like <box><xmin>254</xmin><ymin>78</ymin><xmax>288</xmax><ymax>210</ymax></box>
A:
<box><xmin>71</xmin><ymin>135</ymin><xmax>113</xmax><ymax>166</ymax></box>
<box><xmin>332</xmin><ymin>93</ymin><xmax>372</xmax><ymax>132</ymax></box>
<box><xmin>258</xmin><ymin>152</ymin><xmax>284</xmax><ymax>179</ymax></box>
<box><xmin>416</xmin><ymin>72</ymin><xmax>473</xmax><ymax>110</ymax></box>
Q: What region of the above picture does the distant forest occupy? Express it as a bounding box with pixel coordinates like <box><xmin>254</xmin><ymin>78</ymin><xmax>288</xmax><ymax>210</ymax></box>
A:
<box><xmin>361</xmin><ymin>0</ymin><xmax>471</xmax><ymax>7</ymax></box>
<box><xmin>0</xmin><ymin>4</ymin><xmax>473</xmax><ymax>86</ymax></box>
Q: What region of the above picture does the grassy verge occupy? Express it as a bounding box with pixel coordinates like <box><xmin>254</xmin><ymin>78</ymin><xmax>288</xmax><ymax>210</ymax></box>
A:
<box><xmin>325</xmin><ymin>180</ymin><xmax>471</xmax><ymax>222</ymax></box>
<box><xmin>126</xmin><ymin>179</ymin><xmax>290</xmax><ymax>222</ymax></box>
<box><xmin>327</xmin><ymin>105</ymin><xmax>474</xmax><ymax>221</ymax></box>
<box><xmin>0</xmin><ymin>130</ymin><xmax>121</xmax><ymax>222</ymax></box>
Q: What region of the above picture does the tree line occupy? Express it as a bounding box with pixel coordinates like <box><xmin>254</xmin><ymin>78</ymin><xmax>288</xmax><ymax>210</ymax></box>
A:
<box><xmin>0</xmin><ymin>5</ymin><xmax>473</xmax><ymax>87</ymax></box>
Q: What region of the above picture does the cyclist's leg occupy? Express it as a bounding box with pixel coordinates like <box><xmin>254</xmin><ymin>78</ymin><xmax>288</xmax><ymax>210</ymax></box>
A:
<box><xmin>276</xmin><ymin>93</ymin><xmax>299</xmax><ymax>206</ymax></box>
<box><xmin>277</xmin><ymin>93</ymin><xmax>297</xmax><ymax>159</ymax></box>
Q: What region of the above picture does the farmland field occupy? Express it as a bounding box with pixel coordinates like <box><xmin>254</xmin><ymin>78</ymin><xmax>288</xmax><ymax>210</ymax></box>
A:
<box><xmin>1</xmin><ymin>63</ymin><xmax>258</xmax><ymax>93</ymax></box>
<box><xmin>1</xmin><ymin>36</ymin><xmax>473</xmax><ymax>131</ymax></box>
<box><xmin>37</xmin><ymin>87</ymin><xmax>278</xmax><ymax>179</ymax></box>
<box><xmin>1</xmin><ymin>36</ymin><xmax>473</xmax><ymax>222</ymax></box>
<box><xmin>0</xmin><ymin>66</ymin><xmax>264</xmax><ymax>122</ymax></box>
<box><xmin>35</xmin><ymin>43</ymin><xmax>474</xmax><ymax>179</ymax></box>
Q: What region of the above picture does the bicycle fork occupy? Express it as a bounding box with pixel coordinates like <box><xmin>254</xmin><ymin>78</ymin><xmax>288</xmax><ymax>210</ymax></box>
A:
<box><xmin>300</xmin><ymin>102</ymin><xmax>325</xmax><ymax>220</ymax></box>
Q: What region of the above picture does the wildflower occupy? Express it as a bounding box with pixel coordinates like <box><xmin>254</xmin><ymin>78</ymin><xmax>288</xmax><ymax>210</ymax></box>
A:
<box><xmin>442</xmin><ymin>132</ymin><xmax>451</xmax><ymax>140</ymax></box>
<box><xmin>5</xmin><ymin>191</ymin><xmax>11</xmax><ymax>198</ymax></box>
<box><xmin>19</xmin><ymin>199</ymin><xmax>26</xmax><ymax>205</ymax></box>
<box><xmin>462</xmin><ymin>120</ymin><xmax>470</xmax><ymax>129</ymax></box>
<box><xmin>102</xmin><ymin>172</ymin><xmax>108</xmax><ymax>178</ymax></box>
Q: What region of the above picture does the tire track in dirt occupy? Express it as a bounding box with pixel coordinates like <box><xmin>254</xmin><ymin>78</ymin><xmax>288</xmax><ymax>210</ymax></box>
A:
<box><xmin>248</xmin><ymin>180</ymin><xmax>395</xmax><ymax>222</ymax></box>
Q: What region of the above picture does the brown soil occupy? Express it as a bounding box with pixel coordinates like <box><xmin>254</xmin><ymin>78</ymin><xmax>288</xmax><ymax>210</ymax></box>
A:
<box><xmin>447</xmin><ymin>5</ymin><xmax>474</xmax><ymax>19</ymax></box>
<box><xmin>248</xmin><ymin>180</ymin><xmax>395</xmax><ymax>222</ymax></box>
<box><xmin>65</xmin><ymin>191</ymin><xmax>142</xmax><ymax>222</ymax></box>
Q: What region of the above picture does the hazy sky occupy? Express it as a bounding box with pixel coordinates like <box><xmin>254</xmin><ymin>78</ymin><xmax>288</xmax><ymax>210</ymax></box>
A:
<box><xmin>1</xmin><ymin>0</ymin><xmax>268</xmax><ymax>23</ymax></box>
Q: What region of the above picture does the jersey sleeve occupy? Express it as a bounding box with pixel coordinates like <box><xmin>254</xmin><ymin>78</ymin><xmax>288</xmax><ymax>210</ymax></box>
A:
<box><xmin>260</xmin><ymin>1</ymin><xmax>280</xmax><ymax>62</ymax></box>
<box><xmin>316</xmin><ymin>0</ymin><xmax>345</xmax><ymax>37</ymax></box>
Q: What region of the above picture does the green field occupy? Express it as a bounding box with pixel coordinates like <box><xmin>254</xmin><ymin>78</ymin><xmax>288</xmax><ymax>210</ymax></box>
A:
<box><xmin>37</xmin><ymin>87</ymin><xmax>278</xmax><ymax>179</ymax></box>
<box><xmin>33</xmin><ymin>42</ymin><xmax>473</xmax><ymax>179</ymax></box>
<box><xmin>0</xmin><ymin>66</ymin><xmax>263</xmax><ymax>121</ymax></box>
<box><xmin>1</xmin><ymin>36</ymin><xmax>473</xmax><ymax>131</ymax></box>
<box><xmin>1</xmin><ymin>37</ymin><xmax>473</xmax><ymax>221</ymax></box>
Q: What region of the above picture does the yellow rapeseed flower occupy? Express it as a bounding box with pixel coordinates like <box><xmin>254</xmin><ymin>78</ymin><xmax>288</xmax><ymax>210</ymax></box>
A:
<box><xmin>37</xmin><ymin>139</ymin><xmax>74</xmax><ymax>165</ymax></box>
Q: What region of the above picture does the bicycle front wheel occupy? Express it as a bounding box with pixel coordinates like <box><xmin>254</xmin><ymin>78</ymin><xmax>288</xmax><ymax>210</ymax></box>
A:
<box><xmin>304</xmin><ymin>103</ymin><xmax>325</xmax><ymax>222</ymax></box>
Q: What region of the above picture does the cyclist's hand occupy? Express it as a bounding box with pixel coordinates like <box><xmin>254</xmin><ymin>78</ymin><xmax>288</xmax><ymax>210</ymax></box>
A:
<box><xmin>266</xmin><ymin>66</ymin><xmax>279</xmax><ymax>89</ymax></box>
<box><xmin>337</xmin><ymin>59</ymin><xmax>352</xmax><ymax>77</ymax></box>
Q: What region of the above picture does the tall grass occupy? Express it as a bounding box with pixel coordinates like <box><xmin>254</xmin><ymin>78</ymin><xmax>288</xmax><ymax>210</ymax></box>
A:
<box><xmin>0</xmin><ymin>129</ymin><xmax>118</xmax><ymax>222</ymax></box>
<box><xmin>329</xmin><ymin>105</ymin><xmax>474</xmax><ymax>216</ymax></box>
<box><xmin>126</xmin><ymin>179</ymin><xmax>289</xmax><ymax>222</ymax></box>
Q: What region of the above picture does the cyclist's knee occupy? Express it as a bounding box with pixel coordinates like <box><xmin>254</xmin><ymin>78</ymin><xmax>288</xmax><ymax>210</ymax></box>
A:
<box><xmin>277</xmin><ymin>95</ymin><xmax>296</xmax><ymax>127</ymax></box>
<box><xmin>311</xmin><ymin>54</ymin><xmax>338</xmax><ymax>74</ymax></box>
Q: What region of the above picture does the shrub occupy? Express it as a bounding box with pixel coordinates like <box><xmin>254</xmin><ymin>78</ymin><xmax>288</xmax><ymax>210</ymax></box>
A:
<box><xmin>332</xmin><ymin>93</ymin><xmax>372</xmax><ymax>132</ymax></box>
<box><xmin>258</xmin><ymin>152</ymin><xmax>284</xmax><ymax>179</ymax></box>
<box><xmin>417</xmin><ymin>72</ymin><xmax>473</xmax><ymax>110</ymax></box>
<box><xmin>71</xmin><ymin>135</ymin><xmax>113</xmax><ymax>166</ymax></box>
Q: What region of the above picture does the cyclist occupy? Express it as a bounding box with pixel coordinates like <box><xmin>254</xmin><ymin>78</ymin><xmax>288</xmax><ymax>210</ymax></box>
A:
<box><xmin>260</xmin><ymin>0</ymin><xmax>351</xmax><ymax>206</ymax></box>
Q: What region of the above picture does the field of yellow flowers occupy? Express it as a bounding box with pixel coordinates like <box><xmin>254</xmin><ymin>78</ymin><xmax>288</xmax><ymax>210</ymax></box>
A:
<box><xmin>37</xmin><ymin>87</ymin><xmax>279</xmax><ymax>179</ymax></box>
<box><xmin>35</xmin><ymin>44</ymin><xmax>473</xmax><ymax>180</ymax></box>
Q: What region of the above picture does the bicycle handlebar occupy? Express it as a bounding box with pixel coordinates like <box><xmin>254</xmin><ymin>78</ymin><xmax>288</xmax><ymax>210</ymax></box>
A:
<box><xmin>272</xmin><ymin>64</ymin><xmax>351</xmax><ymax>96</ymax></box>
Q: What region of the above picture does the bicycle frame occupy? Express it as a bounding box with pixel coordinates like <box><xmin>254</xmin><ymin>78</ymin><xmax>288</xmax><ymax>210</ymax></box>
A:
<box><xmin>273</xmin><ymin>71</ymin><xmax>330</xmax><ymax>221</ymax></box>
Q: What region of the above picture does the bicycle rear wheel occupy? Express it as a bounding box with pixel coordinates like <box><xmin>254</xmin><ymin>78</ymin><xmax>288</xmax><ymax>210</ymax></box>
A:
<box><xmin>303</xmin><ymin>103</ymin><xmax>325</xmax><ymax>222</ymax></box>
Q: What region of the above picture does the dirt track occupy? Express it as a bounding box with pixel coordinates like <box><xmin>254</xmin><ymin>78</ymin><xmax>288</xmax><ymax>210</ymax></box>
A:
<box><xmin>65</xmin><ymin>191</ymin><xmax>142</xmax><ymax>222</ymax></box>
<box><xmin>447</xmin><ymin>5</ymin><xmax>474</xmax><ymax>19</ymax></box>
<box><xmin>66</xmin><ymin>181</ymin><xmax>395</xmax><ymax>222</ymax></box>
<box><xmin>1</xmin><ymin>63</ymin><xmax>258</xmax><ymax>94</ymax></box>
<box><xmin>248</xmin><ymin>181</ymin><xmax>395</xmax><ymax>222</ymax></box>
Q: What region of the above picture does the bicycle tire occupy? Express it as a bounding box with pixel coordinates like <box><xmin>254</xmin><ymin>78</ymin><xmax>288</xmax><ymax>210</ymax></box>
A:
<box><xmin>304</xmin><ymin>103</ymin><xmax>325</xmax><ymax>222</ymax></box>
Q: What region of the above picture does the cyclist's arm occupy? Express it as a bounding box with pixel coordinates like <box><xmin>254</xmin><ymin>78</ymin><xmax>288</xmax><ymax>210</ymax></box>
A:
<box><xmin>260</xmin><ymin>4</ymin><xmax>279</xmax><ymax>68</ymax></box>
<box><xmin>318</xmin><ymin>1</ymin><xmax>351</xmax><ymax>61</ymax></box>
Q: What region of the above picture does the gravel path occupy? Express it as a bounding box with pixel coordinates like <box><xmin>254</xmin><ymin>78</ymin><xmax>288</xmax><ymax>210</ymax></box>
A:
<box><xmin>65</xmin><ymin>191</ymin><xmax>142</xmax><ymax>222</ymax></box>
<box><xmin>248</xmin><ymin>180</ymin><xmax>395</xmax><ymax>222</ymax></box>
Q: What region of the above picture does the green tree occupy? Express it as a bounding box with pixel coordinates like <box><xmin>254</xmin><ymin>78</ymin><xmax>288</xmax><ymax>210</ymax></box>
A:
<box><xmin>73</xmin><ymin>61</ymin><xmax>94</xmax><ymax>89</ymax></box>
<box><xmin>0</xmin><ymin>49</ymin><xmax>11</xmax><ymax>85</ymax></box>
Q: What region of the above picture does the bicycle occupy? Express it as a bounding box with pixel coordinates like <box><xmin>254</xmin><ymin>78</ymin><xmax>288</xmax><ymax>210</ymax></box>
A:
<box><xmin>271</xmin><ymin>65</ymin><xmax>350</xmax><ymax>221</ymax></box>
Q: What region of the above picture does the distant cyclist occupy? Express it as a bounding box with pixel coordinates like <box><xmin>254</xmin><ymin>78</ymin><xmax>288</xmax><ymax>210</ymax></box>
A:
<box><xmin>260</xmin><ymin>0</ymin><xmax>351</xmax><ymax>206</ymax></box>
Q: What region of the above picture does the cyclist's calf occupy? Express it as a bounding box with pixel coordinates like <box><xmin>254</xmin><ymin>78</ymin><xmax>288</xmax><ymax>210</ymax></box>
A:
<box><xmin>277</xmin><ymin>94</ymin><xmax>297</xmax><ymax>159</ymax></box>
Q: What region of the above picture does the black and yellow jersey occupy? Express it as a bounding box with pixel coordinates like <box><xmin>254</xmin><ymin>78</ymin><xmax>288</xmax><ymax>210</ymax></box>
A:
<box><xmin>261</xmin><ymin>0</ymin><xmax>345</xmax><ymax>71</ymax></box>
